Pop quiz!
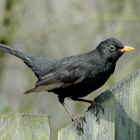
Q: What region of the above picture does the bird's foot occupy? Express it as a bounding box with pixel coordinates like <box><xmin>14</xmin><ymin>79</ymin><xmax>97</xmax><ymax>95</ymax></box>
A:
<box><xmin>71</xmin><ymin>115</ymin><xmax>86</xmax><ymax>132</ymax></box>
<box><xmin>89</xmin><ymin>101</ymin><xmax>104</xmax><ymax>119</ymax></box>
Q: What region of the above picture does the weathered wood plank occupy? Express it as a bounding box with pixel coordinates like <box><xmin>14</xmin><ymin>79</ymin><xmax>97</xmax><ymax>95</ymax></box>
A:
<box><xmin>0</xmin><ymin>113</ymin><xmax>50</xmax><ymax>140</ymax></box>
<box><xmin>58</xmin><ymin>69</ymin><xmax>140</xmax><ymax>140</ymax></box>
<box><xmin>113</xmin><ymin>69</ymin><xmax>140</xmax><ymax>139</ymax></box>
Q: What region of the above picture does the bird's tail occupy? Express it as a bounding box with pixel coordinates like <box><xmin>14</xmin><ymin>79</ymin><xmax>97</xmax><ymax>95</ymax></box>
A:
<box><xmin>0</xmin><ymin>44</ymin><xmax>31</xmax><ymax>63</ymax></box>
<box><xmin>0</xmin><ymin>43</ymin><xmax>57</xmax><ymax>79</ymax></box>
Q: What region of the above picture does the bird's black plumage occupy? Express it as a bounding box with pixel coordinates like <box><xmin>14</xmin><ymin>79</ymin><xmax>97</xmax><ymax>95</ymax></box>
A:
<box><xmin>25</xmin><ymin>38</ymin><xmax>125</xmax><ymax>99</ymax></box>
<box><xmin>0</xmin><ymin>38</ymin><xmax>134</xmax><ymax>127</ymax></box>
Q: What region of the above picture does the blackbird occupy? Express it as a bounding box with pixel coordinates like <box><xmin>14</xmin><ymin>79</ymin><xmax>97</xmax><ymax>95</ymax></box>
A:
<box><xmin>0</xmin><ymin>38</ymin><xmax>134</xmax><ymax>128</ymax></box>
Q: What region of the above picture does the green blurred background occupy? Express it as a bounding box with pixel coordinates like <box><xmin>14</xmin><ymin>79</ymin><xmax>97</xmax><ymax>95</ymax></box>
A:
<box><xmin>0</xmin><ymin>0</ymin><xmax>139</xmax><ymax>139</ymax></box>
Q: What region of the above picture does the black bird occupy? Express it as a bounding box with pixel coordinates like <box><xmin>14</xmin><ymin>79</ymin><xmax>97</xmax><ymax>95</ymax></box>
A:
<box><xmin>0</xmin><ymin>38</ymin><xmax>134</xmax><ymax>127</ymax></box>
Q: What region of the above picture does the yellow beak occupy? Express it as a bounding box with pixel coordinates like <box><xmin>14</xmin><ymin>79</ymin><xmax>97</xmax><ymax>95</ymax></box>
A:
<box><xmin>119</xmin><ymin>46</ymin><xmax>135</xmax><ymax>53</ymax></box>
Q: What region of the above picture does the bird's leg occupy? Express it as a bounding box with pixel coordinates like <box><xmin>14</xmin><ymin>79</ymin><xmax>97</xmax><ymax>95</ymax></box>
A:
<box><xmin>72</xmin><ymin>98</ymin><xmax>104</xmax><ymax>117</ymax></box>
<box><xmin>58</xmin><ymin>97</ymin><xmax>84</xmax><ymax>130</ymax></box>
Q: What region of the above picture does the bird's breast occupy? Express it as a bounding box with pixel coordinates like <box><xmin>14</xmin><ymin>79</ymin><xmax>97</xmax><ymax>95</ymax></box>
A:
<box><xmin>84</xmin><ymin>62</ymin><xmax>115</xmax><ymax>90</ymax></box>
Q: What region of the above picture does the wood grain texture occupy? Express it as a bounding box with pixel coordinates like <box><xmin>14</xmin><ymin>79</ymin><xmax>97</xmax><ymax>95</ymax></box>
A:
<box><xmin>58</xmin><ymin>69</ymin><xmax>140</xmax><ymax>140</ymax></box>
<box><xmin>0</xmin><ymin>113</ymin><xmax>50</xmax><ymax>140</ymax></box>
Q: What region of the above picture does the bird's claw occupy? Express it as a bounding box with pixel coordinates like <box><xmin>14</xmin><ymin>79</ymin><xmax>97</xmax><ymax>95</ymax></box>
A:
<box><xmin>89</xmin><ymin>101</ymin><xmax>104</xmax><ymax>120</ymax></box>
<box><xmin>72</xmin><ymin>115</ymin><xmax>86</xmax><ymax>133</ymax></box>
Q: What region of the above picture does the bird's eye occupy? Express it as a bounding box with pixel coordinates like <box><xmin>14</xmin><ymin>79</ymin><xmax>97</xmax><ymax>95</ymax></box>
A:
<box><xmin>109</xmin><ymin>45</ymin><xmax>115</xmax><ymax>51</ymax></box>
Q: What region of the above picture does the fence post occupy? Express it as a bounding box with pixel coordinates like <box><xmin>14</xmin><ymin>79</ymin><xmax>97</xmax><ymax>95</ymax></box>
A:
<box><xmin>58</xmin><ymin>69</ymin><xmax>140</xmax><ymax>140</ymax></box>
<box><xmin>0</xmin><ymin>113</ymin><xmax>50</xmax><ymax>140</ymax></box>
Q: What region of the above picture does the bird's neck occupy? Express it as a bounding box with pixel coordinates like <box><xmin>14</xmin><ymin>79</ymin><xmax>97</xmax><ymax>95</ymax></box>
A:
<box><xmin>87</xmin><ymin>50</ymin><xmax>116</xmax><ymax>74</ymax></box>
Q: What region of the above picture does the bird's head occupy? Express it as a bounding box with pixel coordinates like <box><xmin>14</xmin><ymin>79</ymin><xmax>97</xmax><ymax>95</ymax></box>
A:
<box><xmin>97</xmin><ymin>38</ymin><xmax>134</xmax><ymax>62</ymax></box>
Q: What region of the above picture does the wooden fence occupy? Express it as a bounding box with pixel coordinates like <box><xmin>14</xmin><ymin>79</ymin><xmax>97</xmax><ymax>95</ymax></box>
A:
<box><xmin>0</xmin><ymin>69</ymin><xmax>140</xmax><ymax>140</ymax></box>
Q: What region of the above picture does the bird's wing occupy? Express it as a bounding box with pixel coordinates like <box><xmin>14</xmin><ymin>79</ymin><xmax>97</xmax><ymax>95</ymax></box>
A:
<box><xmin>36</xmin><ymin>59</ymin><xmax>91</xmax><ymax>88</ymax></box>
<box><xmin>23</xmin><ymin>57</ymin><xmax>92</xmax><ymax>94</ymax></box>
